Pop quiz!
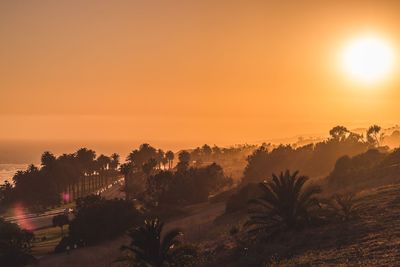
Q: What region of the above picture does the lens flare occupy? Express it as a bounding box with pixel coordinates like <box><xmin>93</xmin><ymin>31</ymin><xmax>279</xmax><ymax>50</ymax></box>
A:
<box><xmin>13</xmin><ymin>202</ymin><xmax>34</xmax><ymax>231</ymax></box>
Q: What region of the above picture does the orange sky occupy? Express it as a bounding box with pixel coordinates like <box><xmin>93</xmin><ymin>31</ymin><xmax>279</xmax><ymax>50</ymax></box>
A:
<box><xmin>1</xmin><ymin>0</ymin><xmax>400</xmax><ymax>149</ymax></box>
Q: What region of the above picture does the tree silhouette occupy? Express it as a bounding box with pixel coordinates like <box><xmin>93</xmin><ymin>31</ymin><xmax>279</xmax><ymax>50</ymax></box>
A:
<box><xmin>110</xmin><ymin>153</ymin><xmax>120</xmax><ymax>170</ymax></box>
<box><xmin>142</xmin><ymin>158</ymin><xmax>158</xmax><ymax>177</ymax></box>
<box><xmin>120</xmin><ymin>163</ymin><xmax>134</xmax><ymax>200</ymax></box>
<box><xmin>156</xmin><ymin>149</ymin><xmax>165</xmax><ymax>170</ymax></box>
<box><xmin>41</xmin><ymin>151</ymin><xmax>56</xmax><ymax>168</ymax></box>
<box><xmin>367</xmin><ymin>124</ymin><xmax>382</xmax><ymax>147</ymax></box>
<box><xmin>246</xmin><ymin>170</ymin><xmax>321</xmax><ymax>235</ymax></box>
<box><xmin>329</xmin><ymin>125</ymin><xmax>349</xmax><ymax>140</ymax></box>
<box><xmin>165</xmin><ymin>151</ymin><xmax>174</xmax><ymax>170</ymax></box>
<box><xmin>127</xmin><ymin>144</ymin><xmax>158</xmax><ymax>171</ymax></box>
<box><xmin>176</xmin><ymin>151</ymin><xmax>190</xmax><ymax>172</ymax></box>
<box><xmin>68</xmin><ymin>196</ymin><xmax>139</xmax><ymax>245</ymax></box>
<box><xmin>121</xmin><ymin>218</ymin><xmax>196</xmax><ymax>267</ymax></box>
<box><xmin>242</xmin><ymin>127</ymin><xmax>370</xmax><ymax>183</ymax></box>
<box><xmin>0</xmin><ymin>218</ymin><xmax>36</xmax><ymax>266</ymax></box>
<box><xmin>161</xmin><ymin>156</ymin><xmax>169</xmax><ymax>170</ymax></box>
<box><xmin>201</xmin><ymin>144</ymin><xmax>212</xmax><ymax>161</ymax></box>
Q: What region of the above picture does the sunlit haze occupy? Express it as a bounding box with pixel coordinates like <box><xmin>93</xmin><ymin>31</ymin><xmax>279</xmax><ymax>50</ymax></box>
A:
<box><xmin>1</xmin><ymin>1</ymin><xmax>400</xmax><ymax>153</ymax></box>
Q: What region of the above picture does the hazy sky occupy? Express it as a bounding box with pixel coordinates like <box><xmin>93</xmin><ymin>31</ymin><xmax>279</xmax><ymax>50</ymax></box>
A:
<box><xmin>1</xmin><ymin>0</ymin><xmax>400</xmax><ymax>149</ymax></box>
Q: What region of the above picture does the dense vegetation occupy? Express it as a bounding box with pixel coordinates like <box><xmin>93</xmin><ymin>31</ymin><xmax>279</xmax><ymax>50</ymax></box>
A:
<box><xmin>242</xmin><ymin>125</ymin><xmax>383</xmax><ymax>183</ymax></box>
<box><xmin>67</xmin><ymin>195</ymin><xmax>140</xmax><ymax>245</ymax></box>
<box><xmin>327</xmin><ymin>147</ymin><xmax>400</xmax><ymax>190</ymax></box>
<box><xmin>0</xmin><ymin>148</ymin><xmax>120</xmax><ymax>209</ymax></box>
<box><xmin>147</xmin><ymin>162</ymin><xmax>232</xmax><ymax>205</ymax></box>
<box><xmin>0</xmin><ymin>218</ymin><xmax>36</xmax><ymax>267</ymax></box>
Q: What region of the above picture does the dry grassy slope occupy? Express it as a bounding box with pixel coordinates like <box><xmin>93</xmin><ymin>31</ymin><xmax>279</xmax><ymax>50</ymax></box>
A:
<box><xmin>205</xmin><ymin>184</ymin><xmax>400</xmax><ymax>266</ymax></box>
<box><xmin>277</xmin><ymin>184</ymin><xmax>400</xmax><ymax>266</ymax></box>
<box><xmin>35</xmin><ymin>201</ymin><xmax>225</xmax><ymax>267</ymax></box>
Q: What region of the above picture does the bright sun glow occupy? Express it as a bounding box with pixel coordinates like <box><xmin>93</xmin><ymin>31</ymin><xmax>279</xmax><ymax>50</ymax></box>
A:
<box><xmin>341</xmin><ymin>35</ymin><xmax>395</xmax><ymax>84</ymax></box>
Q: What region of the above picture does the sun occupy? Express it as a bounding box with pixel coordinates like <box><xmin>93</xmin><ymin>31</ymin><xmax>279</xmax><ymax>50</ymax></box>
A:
<box><xmin>341</xmin><ymin>35</ymin><xmax>395</xmax><ymax>84</ymax></box>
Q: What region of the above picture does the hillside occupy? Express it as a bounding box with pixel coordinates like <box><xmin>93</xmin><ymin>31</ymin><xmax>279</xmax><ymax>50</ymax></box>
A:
<box><xmin>201</xmin><ymin>184</ymin><xmax>400</xmax><ymax>266</ymax></box>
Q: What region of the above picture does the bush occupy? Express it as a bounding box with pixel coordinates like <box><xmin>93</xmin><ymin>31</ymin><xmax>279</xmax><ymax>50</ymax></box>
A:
<box><xmin>67</xmin><ymin>195</ymin><xmax>141</xmax><ymax>245</ymax></box>
<box><xmin>0</xmin><ymin>218</ymin><xmax>36</xmax><ymax>266</ymax></box>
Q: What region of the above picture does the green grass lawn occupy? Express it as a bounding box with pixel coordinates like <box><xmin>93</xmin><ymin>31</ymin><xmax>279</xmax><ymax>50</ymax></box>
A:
<box><xmin>32</xmin><ymin>225</ymin><xmax>69</xmax><ymax>257</ymax></box>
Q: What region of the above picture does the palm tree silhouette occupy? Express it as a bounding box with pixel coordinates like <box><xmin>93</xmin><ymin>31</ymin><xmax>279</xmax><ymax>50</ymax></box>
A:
<box><xmin>246</xmin><ymin>170</ymin><xmax>321</xmax><ymax>235</ymax></box>
<box><xmin>110</xmin><ymin>153</ymin><xmax>120</xmax><ymax>170</ymax></box>
<box><xmin>120</xmin><ymin>163</ymin><xmax>134</xmax><ymax>200</ymax></box>
<box><xmin>121</xmin><ymin>218</ymin><xmax>194</xmax><ymax>267</ymax></box>
<box><xmin>165</xmin><ymin>151</ymin><xmax>174</xmax><ymax>170</ymax></box>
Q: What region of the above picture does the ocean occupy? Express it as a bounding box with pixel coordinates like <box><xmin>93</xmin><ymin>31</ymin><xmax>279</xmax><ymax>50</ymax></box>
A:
<box><xmin>0</xmin><ymin>164</ymin><xmax>28</xmax><ymax>184</ymax></box>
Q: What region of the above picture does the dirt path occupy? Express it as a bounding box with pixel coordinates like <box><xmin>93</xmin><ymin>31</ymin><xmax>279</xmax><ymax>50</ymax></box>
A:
<box><xmin>36</xmin><ymin>201</ymin><xmax>225</xmax><ymax>267</ymax></box>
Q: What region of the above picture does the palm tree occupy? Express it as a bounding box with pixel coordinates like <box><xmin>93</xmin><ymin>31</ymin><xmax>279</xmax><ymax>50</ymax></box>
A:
<box><xmin>96</xmin><ymin>154</ymin><xmax>111</xmax><ymax>189</ymax></box>
<box><xmin>142</xmin><ymin>158</ymin><xmax>158</xmax><ymax>177</ymax></box>
<box><xmin>120</xmin><ymin>163</ymin><xmax>134</xmax><ymax>200</ymax></box>
<box><xmin>110</xmin><ymin>153</ymin><xmax>120</xmax><ymax>170</ymax></box>
<box><xmin>120</xmin><ymin>218</ymin><xmax>196</xmax><ymax>267</ymax></box>
<box><xmin>76</xmin><ymin>148</ymin><xmax>96</xmax><ymax>196</ymax></box>
<box><xmin>246</xmin><ymin>170</ymin><xmax>321</xmax><ymax>235</ymax></box>
<box><xmin>161</xmin><ymin>156</ymin><xmax>168</xmax><ymax>170</ymax></box>
<box><xmin>165</xmin><ymin>151</ymin><xmax>174</xmax><ymax>170</ymax></box>
<box><xmin>41</xmin><ymin>151</ymin><xmax>56</xmax><ymax>168</ymax></box>
<box><xmin>176</xmin><ymin>151</ymin><xmax>190</xmax><ymax>172</ymax></box>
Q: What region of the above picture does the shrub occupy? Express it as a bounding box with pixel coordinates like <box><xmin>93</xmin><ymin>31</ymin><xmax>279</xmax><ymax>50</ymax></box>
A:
<box><xmin>67</xmin><ymin>195</ymin><xmax>140</xmax><ymax>245</ymax></box>
<box><xmin>328</xmin><ymin>193</ymin><xmax>360</xmax><ymax>221</ymax></box>
<box><xmin>0</xmin><ymin>218</ymin><xmax>36</xmax><ymax>266</ymax></box>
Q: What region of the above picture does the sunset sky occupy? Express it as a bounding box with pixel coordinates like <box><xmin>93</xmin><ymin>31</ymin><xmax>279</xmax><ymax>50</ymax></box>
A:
<box><xmin>1</xmin><ymin>0</ymin><xmax>400</xmax><ymax>149</ymax></box>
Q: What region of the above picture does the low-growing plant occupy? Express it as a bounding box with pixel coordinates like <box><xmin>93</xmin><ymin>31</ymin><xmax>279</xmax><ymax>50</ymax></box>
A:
<box><xmin>328</xmin><ymin>193</ymin><xmax>360</xmax><ymax>221</ymax></box>
<box><xmin>246</xmin><ymin>170</ymin><xmax>321</xmax><ymax>235</ymax></box>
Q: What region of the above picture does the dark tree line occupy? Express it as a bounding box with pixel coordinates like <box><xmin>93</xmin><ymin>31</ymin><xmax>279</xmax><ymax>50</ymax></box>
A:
<box><xmin>327</xmin><ymin>147</ymin><xmax>400</xmax><ymax>189</ymax></box>
<box><xmin>189</xmin><ymin>144</ymin><xmax>257</xmax><ymax>166</ymax></box>
<box><xmin>0</xmin><ymin>148</ymin><xmax>120</xmax><ymax>209</ymax></box>
<box><xmin>242</xmin><ymin>126</ymin><xmax>384</xmax><ymax>183</ymax></box>
<box><xmin>147</xmin><ymin>161</ymin><xmax>232</xmax><ymax>205</ymax></box>
<box><xmin>120</xmin><ymin>144</ymin><xmax>175</xmax><ymax>200</ymax></box>
<box><xmin>119</xmin><ymin>144</ymin><xmax>232</xmax><ymax>205</ymax></box>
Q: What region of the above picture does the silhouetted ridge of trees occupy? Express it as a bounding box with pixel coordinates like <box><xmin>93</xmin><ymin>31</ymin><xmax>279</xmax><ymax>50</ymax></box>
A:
<box><xmin>0</xmin><ymin>148</ymin><xmax>120</xmax><ymax>209</ymax></box>
<box><xmin>327</xmin><ymin>147</ymin><xmax>400</xmax><ymax>189</ymax></box>
<box><xmin>147</xmin><ymin>162</ymin><xmax>232</xmax><ymax>205</ymax></box>
<box><xmin>121</xmin><ymin>144</ymin><xmax>234</xmax><ymax>203</ymax></box>
<box><xmin>242</xmin><ymin>126</ymin><xmax>384</xmax><ymax>183</ymax></box>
